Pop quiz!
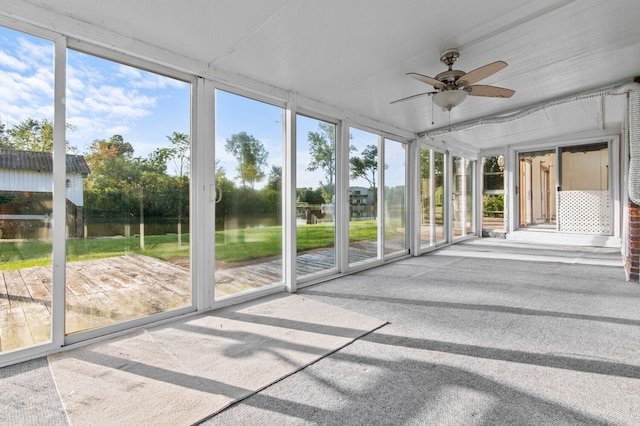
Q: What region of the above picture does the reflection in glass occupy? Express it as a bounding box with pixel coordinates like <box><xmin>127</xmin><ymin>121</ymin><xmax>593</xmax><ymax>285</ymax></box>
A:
<box><xmin>296</xmin><ymin>115</ymin><xmax>337</xmax><ymax>278</ymax></box>
<box><xmin>215</xmin><ymin>90</ymin><xmax>283</xmax><ymax>298</ymax></box>
<box><xmin>0</xmin><ymin>27</ymin><xmax>54</xmax><ymax>352</ymax></box>
<box><xmin>349</xmin><ymin>128</ymin><xmax>379</xmax><ymax>265</ymax></box>
<box><xmin>65</xmin><ymin>50</ymin><xmax>191</xmax><ymax>334</ymax></box>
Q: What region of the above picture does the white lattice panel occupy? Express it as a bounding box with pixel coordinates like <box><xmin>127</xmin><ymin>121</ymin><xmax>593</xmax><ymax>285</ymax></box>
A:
<box><xmin>557</xmin><ymin>190</ymin><xmax>610</xmax><ymax>234</ymax></box>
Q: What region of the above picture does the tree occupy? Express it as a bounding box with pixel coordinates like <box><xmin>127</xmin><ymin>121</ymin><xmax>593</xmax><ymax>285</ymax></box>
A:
<box><xmin>266</xmin><ymin>165</ymin><xmax>282</xmax><ymax>191</ymax></box>
<box><xmin>350</xmin><ymin>144</ymin><xmax>378</xmax><ymax>188</ymax></box>
<box><xmin>3</xmin><ymin>118</ymin><xmax>77</xmax><ymax>152</ymax></box>
<box><xmin>166</xmin><ymin>132</ymin><xmax>190</xmax><ymax>177</ymax></box>
<box><xmin>0</xmin><ymin>122</ymin><xmax>9</xmax><ymax>148</ymax></box>
<box><xmin>7</xmin><ymin>118</ymin><xmax>52</xmax><ymax>151</ymax></box>
<box><xmin>84</xmin><ymin>135</ymin><xmax>139</xmax><ymax>215</ymax></box>
<box><xmin>296</xmin><ymin>187</ymin><xmax>325</xmax><ymax>205</ymax></box>
<box><xmin>165</xmin><ymin>132</ymin><xmax>191</xmax><ymax>244</ymax></box>
<box><xmin>214</xmin><ymin>160</ymin><xmax>235</xmax><ymax>220</ymax></box>
<box><xmin>306</xmin><ymin>122</ymin><xmax>336</xmax><ymax>203</ymax></box>
<box><xmin>420</xmin><ymin>149</ymin><xmax>445</xmax><ymax>187</ymax></box>
<box><xmin>225</xmin><ymin>131</ymin><xmax>268</xmax><ymax>188</ymax></box>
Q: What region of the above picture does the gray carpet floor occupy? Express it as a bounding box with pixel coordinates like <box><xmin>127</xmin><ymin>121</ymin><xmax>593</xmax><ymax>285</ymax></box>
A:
<box><xmin>2</xmin><ymin>238</ymin><xmax>639</xmax><ymax>425</ymax></box>
<box><xmin>0</xmin><ymin>357</ymin><xmax>67</xmax><ymax>425</ymax></box>
<box><xmin>202</xmin><ymin>239</ymin><xmax>640</xmax><ymax>425</ymax></box>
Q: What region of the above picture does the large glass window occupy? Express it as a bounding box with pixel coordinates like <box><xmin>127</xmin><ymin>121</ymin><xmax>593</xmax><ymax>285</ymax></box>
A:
<box><xmin>452</xmin><ymin>156</ymin><xmax>475</xmax><ymax>238</ymax></box>
<box><xmin>296</xmin><ymin>115</ymin><xmax>337</xmax><ymax>278</ymax></box>
<box><xmin>383</xmin><ymin>138</ymin><xmax>407</xmax><ymax>255</ymax></box>
<box><xmin>349</xmin><ymin>128</ymin><xmax>380</xmax><ymax>265</ymax></box>
<box><xmin>214</xmin><ymin>90</ymin><xmax>284</xmax><ymax>298</ymax></box>
<box><xmin>0</xmin><ymin>26</ymin><xmax>54</xmax><ymax>352</ymax></box>
<box><xmin>465</xmin><ymin>159</ymin><xmax>475</xmax><ymax>235</ymax></box>
<box><xmin>64</xmin><ymin>50</ymin><xmax>192</xmax><ymax>335</ymax></box>
<box><xmin>420</xmin><ymin>148</ymin><xmax>446</xmax><ymax>248</ymax></box>
<box><xmin>420</xmin><ymin>148</ymin><xmax>433</xmax><ymax>248</ymax></box>
<box><xmin>482</xmin><ymin>155</ymin><xmax>505</xmax><ymax>231</ymax></box>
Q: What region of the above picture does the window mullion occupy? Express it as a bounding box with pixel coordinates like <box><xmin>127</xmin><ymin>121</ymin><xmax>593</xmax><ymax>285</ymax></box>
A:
<box><xmin>52</xmin><ymin>36</ymin><xmax>67</xmax><ymax>347</ymax></box>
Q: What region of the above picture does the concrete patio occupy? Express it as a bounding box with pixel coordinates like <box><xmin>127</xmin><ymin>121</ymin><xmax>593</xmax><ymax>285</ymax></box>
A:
<box><xmin>3</xmin><ymin>238</ymin><xmax>640</xmax><ymax>425</ymax></box>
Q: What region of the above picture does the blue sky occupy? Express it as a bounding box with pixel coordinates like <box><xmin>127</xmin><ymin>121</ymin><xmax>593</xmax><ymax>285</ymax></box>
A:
<box><xmin>0</xmin><ymin>25</ymin><xmax>404</xmax><ymax>189</ymax></box>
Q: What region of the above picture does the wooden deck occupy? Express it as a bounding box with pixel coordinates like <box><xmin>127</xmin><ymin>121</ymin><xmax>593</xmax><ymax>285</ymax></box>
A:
<box><xmin>1</xmin><ymin>243</ymin><xmax>378</xmax><ymax>353</ymax></box>
<box><xmin>0</xmin><ymin>255</ymin><xmax>193</xmax><ymax>353</ymax></box>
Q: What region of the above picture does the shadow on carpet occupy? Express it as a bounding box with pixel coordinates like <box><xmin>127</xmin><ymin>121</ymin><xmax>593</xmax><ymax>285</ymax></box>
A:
<box><xmin>48</xmin><ymin>294</ymin><xmax>386</xmax><ymax>426</ymax></box>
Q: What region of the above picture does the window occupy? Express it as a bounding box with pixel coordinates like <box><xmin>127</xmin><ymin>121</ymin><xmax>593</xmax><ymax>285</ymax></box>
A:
<box><xmin>452</xmin><ymin>156</ymin><xmax>476</xmax><ymax>238</ymax></box>
<box><xmin>0</xmin><ymin>26</ymin><xmax>55</xmax><ymax>353</ymax></box>
<box><xmin>420</xmin><ymin>148</ymin><xmax>447</xmax><ymax>248</ymax></box>
<box><xmin>383</xmin><ymin>138</ymin><xmax>407</xmax><ymax>255</ymax></box>
<box><xmin>295</xmin><ymin>115</ymin><xmax>337</xmax><ymax>279</ymax></box>
<box><xmin>482</xmin><ymin>155</ymin><xmax>505</xmax><ymax>230</ymax></box>
<box><xmin>215</xmin><ymin>90</ymin><xmax>284</xmax><ymax>298</ymax></box>
<box><xmin>65</xmin><ymin>49</ymin><xmax>192</xmax><ymax>335</ymax></box>
<box><xmin>349</xmin><ymin>128</ymin><xmax>380</xmax><ymax>265</ymax></box>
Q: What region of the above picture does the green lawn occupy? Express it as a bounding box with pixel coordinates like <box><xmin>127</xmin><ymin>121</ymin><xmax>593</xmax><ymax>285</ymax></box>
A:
<box><xmin>0</xmin><ymin>221</ymin><xmax>385</xmax><ymax>269</ymax></box>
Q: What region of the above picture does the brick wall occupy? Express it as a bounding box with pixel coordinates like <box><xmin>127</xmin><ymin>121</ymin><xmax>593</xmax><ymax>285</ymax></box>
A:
<box><xmin>626</xmin><ymin>201</ymin><xmax>640</xmax><ymax>281</ymax></box>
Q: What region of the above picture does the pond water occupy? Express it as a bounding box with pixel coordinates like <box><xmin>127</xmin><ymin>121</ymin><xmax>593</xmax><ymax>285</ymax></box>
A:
<box><xmin>1</xmin><ymin>216</ymin><xmax>285</xmax><ymax>240</ymax></box>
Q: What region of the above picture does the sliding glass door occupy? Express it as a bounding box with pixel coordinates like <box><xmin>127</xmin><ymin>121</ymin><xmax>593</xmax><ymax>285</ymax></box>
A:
<box><xmin>214</xmin><ymin>90</ymin><xmax>284</xmax><ymax>298</ymax></box>
<box><xmin>452</xmin><ymin>156</ymin><xmax>476</xmax><ymax>239</ymax></box>
<box><xmin>295</xmin><ymin>115</ymin><xmax>337</xmax><ymax>279</ymax></box>
<box><xmin>64</xmin><ymin>49</ymin><xmax>192</xmax><ymax>335</ymax></box>
<box><xmin>0</xmin><ymin>27</ymin><xmax>55</xmax><ymax>352</ymax></box>
<box><xmin>420</xmin><ymin>147</ymin><xmax>447</xmax><ymax>249</ymax></box>
<box><xmin>558</xmin><ymin>142</ymin><xmax>610</xmax><ymax>233</ymax></box>
<box><xmin>383</xmin><ymin>138</ymin><xmax>407</xmax><ymax>256</ymax></box>
<box><xmin>349</xmin><ymin>128</ymin><xmax>380</xmax><ymax>266</ymax></box>
<box><xmin>518</xmin><ymin>142</ymin><xmax>611</xmax><ymax>234</ymax></box>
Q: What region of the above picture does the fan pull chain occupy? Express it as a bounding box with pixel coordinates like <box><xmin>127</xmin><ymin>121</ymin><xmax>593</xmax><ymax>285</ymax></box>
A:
<box><xmin>431</xmin><ymin>98</ymin><xmax>434</xmax><ymax>125</ymax></box>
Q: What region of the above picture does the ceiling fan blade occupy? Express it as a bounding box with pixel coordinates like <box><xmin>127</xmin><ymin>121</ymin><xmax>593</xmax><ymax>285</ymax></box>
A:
<box><xmin>390</xmin><ymin>91</ymin><xmax>436</xmax><ymax>104</ymax></box>
<box><xmin>466</xmin><ymin>85</ymin><xmax>515</xmax><ymax>98</ymax></box>
<box><xmin>457</xmin><ymin>61</ymin><xmax>507</xmax><ymax>86</ymax></box>
<box><xmin>407</xmin><ymin>72</ymin><xmax>445</xmax><ymax>88</ymax></box>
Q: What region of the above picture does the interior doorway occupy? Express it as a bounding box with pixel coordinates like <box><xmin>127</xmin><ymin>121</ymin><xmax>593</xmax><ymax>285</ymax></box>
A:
<box><xmin>518</xmin><ymin>149</ymin><xmax>556</xmax><ymax>228</ymax></box>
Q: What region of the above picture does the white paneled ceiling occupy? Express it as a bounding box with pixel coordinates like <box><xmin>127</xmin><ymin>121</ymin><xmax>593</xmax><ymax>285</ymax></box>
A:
<box><xmin>5</xmin><ymin>0</ymin><xmax>640</xmax><ymax>150</ymax></box>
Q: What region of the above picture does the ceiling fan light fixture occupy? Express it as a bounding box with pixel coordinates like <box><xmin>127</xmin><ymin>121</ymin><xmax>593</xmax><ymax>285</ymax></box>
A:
<box><xmin>432</xmin><ymin>89</ymin><xmax>468</xmax><ymax>111</ymax></box>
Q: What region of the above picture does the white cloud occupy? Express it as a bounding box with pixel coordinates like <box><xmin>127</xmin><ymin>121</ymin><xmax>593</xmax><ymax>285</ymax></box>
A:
<box><xmin>0</xmin><ymin>69</ymin><xmax>53</xmax><ymax>124</ymax></box>
<box><xmin>79</xmin><ymin>85</ymin><xmax>156</xmax><ymax>119</ymax></box>
<box><xmin>117</xmin><ymin>63</ymin><xmax>187</xmax><ymax>90</ymax></box>
<box><xmin>106</xmin><ymin>125</ymin><xmax>130</xmax><ymax>135</ymax></box>
<box><xmin>0</xmin><ymin>50</ymin><xmax>28</xmax><ymax>71</ymax></box>
<box><xmin>16</xmin><ymin>38</ymin><xmax>53</xmax><ymax>68</ymax></box>
<box><xmin>2</xmin><ymin>30</ymin><xmax>189</xmax><ymax>156</ymax></box>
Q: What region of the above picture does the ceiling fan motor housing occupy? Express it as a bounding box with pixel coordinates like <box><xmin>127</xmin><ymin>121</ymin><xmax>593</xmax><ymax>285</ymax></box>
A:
<box><xmin>437</xmin><ymin>49</ymin><xmax>465</xmax><ymax>89</ymax></box>
<box><xmin>435</xmin><ymin>69</ymin><xmax>466</xmax><ymax>89</ymax></box>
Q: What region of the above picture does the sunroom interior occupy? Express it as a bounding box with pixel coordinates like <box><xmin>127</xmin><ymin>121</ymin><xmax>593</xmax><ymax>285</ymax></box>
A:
<box><xmin>1</xmin><ymin>0</ymin><xmax>640</xmax><ymax>366</ymax></box>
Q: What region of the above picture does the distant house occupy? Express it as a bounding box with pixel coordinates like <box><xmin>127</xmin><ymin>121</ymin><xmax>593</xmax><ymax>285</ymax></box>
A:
<box><xmin>0</xmin><ymin>149</ymin><xmax>90</xmax><ymax>238</ymax></box>
<box><xmin>349</xmin><ymin>186</ymin><xmax>375</xmax><ymax>219</ymax></box>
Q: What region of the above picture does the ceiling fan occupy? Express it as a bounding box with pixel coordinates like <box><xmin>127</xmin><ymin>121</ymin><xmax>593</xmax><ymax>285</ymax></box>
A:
<box><xmin>392</xmin><ymin>49</ymin><xmax>515</xmax><ymax>111</ymax></box>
